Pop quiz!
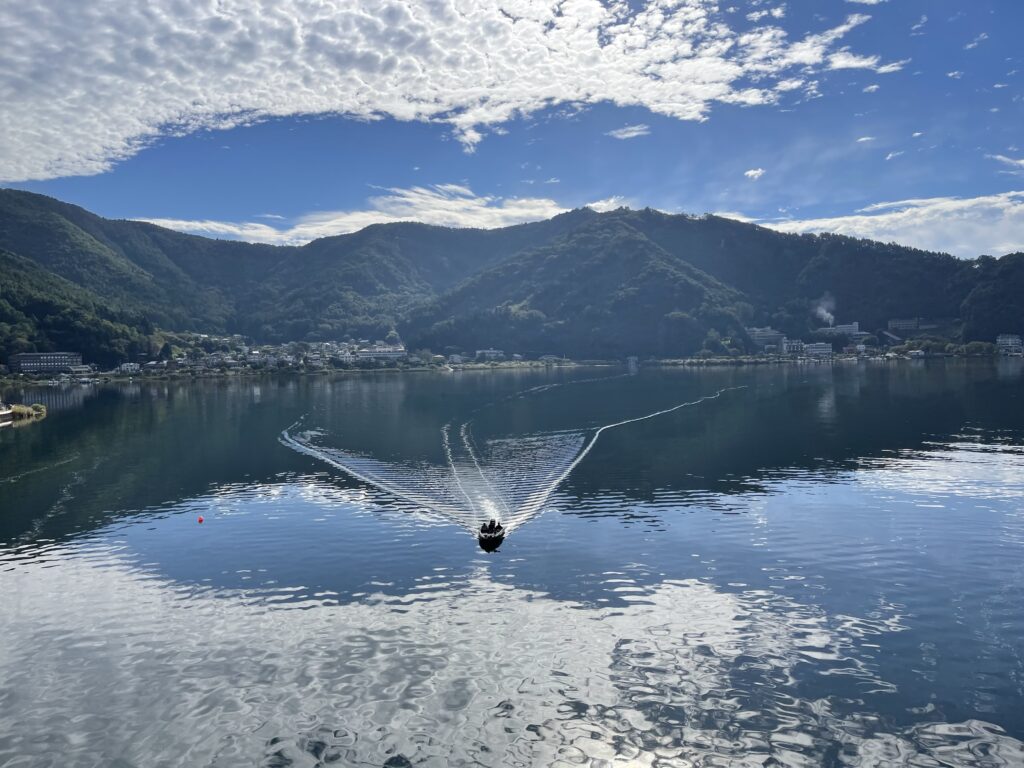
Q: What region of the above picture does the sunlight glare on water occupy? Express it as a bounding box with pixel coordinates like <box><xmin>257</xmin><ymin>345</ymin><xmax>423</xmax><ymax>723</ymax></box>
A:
<box><xmin>1</xmin><ymin>361</ymin><xmax>1023</xmax><ymax>766</ymax></box>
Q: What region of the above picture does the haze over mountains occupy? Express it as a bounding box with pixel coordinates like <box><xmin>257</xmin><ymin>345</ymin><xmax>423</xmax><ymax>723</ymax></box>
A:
<box><xmin>1</xmin><ymin>188</ymin><xmax>1021</xmax><ymax>366</ymax></box>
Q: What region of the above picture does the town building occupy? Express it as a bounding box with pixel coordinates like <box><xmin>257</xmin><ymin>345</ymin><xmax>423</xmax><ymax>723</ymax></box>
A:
<box><xmin>447</xmin><ymin>354</ymin><xmax>465</xmax><ymax>364</ymax></box>
<box><xmin>996</xmin><ymin>334</ymin><xmax>1023</xmax><ymax>356</ymax></box>
<box><xmin>817</xmin><ymin>321</ymin><xmax>860</xmax><ymax>336</ymax></box>
<box><xmin>805</xmin><ymin>342</ymin><xmax>833</xmax><ymax>357</ymax></box>
<box><xmin>781</xmin><ymin>338</ymin><xmax>805</xmax><ymax>354</ymax></box>
<box><xmin>476</xmin><ymin>348</ymin><xmax>505</xmax><ymax>361</ymax></box>
<box><xmin>888</xmin><ymin>318</ymin><xmax>919</xmax><ymax>332</ymax></box>
<box><xmin>7</xmin><ymin>352</ymin><xmax>83</xmax><ymax>373</ymax></box>
<box><xmin>118</xmin><ymin>362</ymin><xmax>141</xmax><ymax>374</ymax></box>
<box><xmin>355</xmin><ymin>345</ymin><xmax>407</xmax><ymax>361</ymax></box>
<box><xmin>745</xmin><ymin>327</ymin><xmax>785</xmax><ymax>351</ymax></box>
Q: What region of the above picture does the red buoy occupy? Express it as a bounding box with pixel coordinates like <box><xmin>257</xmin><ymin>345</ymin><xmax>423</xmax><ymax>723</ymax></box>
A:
<box><xmin>197</xmin><ymin>515</ymin><xmax>204</xmax><ymax>524</ymax></box>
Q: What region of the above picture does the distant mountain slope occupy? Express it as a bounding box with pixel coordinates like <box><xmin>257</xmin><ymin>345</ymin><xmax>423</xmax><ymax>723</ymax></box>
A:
<box><xmin>0</xmin><ymin>248</ymin><xmax>151</xmax><ymax>366</ymax></box>
<box><xmin>405</xmin><ymin>217</ymin><xmax>749</xmax><ymax>357</ymax></box>
<box><xmin>0</xmin><ymin>188</ymin><xmax>1020</xmax><ymax>365</ymax></box>
<box><xmin>596</xmin><ymin>208</ymin><xmax>977</xmax><ymax>332</ymax></box>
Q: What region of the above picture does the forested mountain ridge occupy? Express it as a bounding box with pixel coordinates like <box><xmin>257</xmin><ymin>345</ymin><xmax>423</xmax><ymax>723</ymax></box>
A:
<box><xmin>0</xmin><ymin>188</ymin><xmax>1020</xmax><ymax>365</ymax></box>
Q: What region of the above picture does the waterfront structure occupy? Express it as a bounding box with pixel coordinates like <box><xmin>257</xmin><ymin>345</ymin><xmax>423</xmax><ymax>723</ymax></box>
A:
<box><xmin>7</xmin><ymin>352</ymin><xmax>83</xmax><ymax>373</ymax></box>
<box><xmin>355</xmin><ymin>345</ymin><xmax>407</xmax><ymax>361</ymax></box>
<box><xmin>476</xmin><ymin>348</ymin><xmax>505</xmax><ymax>361</ymax></box>
<box><xmin>805</xmin><ymin>342</ymin><xmax>833</xmax><ymax>357</ymax></box>
<box><xmin>0</xmin><ymin>403</ymin><xmax>12</xmax><ymax>424</ymax></box>
<box><xmin>996</xmin><ymin>334</ymin><xmax>1023</xmax><ymax>356</ymax></box>
<box><xmin>745</xmin><ymin>326</ymin><xmax>785</xmax><ymax>351</ymax></box>
<box><xmin>781</xmin><ymin>338</ymin><xmax>804</xmax><ymax>355</ymax></box>
<box><xmin>118</xmin><ymin>362</ymin><xmax>141</xmax><ymax>374</ymax></box>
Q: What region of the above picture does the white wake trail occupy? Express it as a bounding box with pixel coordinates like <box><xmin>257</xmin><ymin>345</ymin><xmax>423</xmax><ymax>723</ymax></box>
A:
<box><xmin>280</xmin><ymin>386</ymin><xmax>745</xmax><ymax>539</ymax></box>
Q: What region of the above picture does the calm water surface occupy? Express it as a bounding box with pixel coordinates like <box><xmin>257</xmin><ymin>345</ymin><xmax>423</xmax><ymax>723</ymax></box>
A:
<box><xmin>1</xmin><ymin>361</ymin><xmax>1023</xmax><ymax>767</ymax></box>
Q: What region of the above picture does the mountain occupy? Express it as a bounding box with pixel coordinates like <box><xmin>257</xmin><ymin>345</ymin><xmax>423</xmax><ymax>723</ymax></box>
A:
<box><xmin>405</xmin><ymin>216</ymin><xmax>749</xmax><ymax>358</ymax></box>
<box><xmin>0</xmin><ymin>188</ymin><xmax>1021</xmax><ymax>366</ymax></box>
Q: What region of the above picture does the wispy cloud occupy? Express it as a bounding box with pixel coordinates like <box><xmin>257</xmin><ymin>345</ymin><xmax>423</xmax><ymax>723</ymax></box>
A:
<box><xmin>764</xmin><ymin>191</ymin><xmax>1024</xmax><ymax>257</ymax></box>
<box><xmin>988</xmin><ymin>155</ymin><xmax>1024</xmax><ymax>173</ymax></box>
<box><xmin>885</xmin><ymin>151</ymin><xmax>904</xmax><ymax>160</ymax></box>
<box><xmin>856</xmin><ymin>136</ymin><xmax>876</xmax><ymax>143</ymax></box>
<box><xmin>863</xmin><ymin>84</ymin><xmax>880</xmax><ymax>93</ymax></box>
<box><xmin>606</xmin><ymin>124</ymin><xmax>651</xmax><ymax>140</ymax></box>
<box><xmin>585</xmin><ymin>196</ymin><xmax>630</xmax><ymax>212</ymax></box>
<box><xmin>947</xmin><ymin>71</ymin><xmax>964</xmax><ymax>79</ymax></box>
<box><xmin>826</xmin><ymin>50</ymin><xmax>907</xmax><ymax>73</ymax></box>
<box><xmin>965</xmin><ymin>33</ymin><xmax>988</xmax><ymax>50</ymax></box>
<box><xmin>744</xmin><ymin>168</ymin><xmax>766</xmax><ymax>180</ymax></box>
<box><xmin>140</xmin><ymin>184</ymin><xmax>567</xmax><ymax>245</ymax></box>
<box><xmin>0</xmin><ymin>2</ymin><xmax>885</xmax><ymax>181</ymax></box>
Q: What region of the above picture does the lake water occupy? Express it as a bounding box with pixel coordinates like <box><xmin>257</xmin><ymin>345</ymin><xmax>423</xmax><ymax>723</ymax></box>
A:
<box><xmin>2</xmin><ymin>360</ymin><xmax>1023</xmax><ymax>767</ymax></box>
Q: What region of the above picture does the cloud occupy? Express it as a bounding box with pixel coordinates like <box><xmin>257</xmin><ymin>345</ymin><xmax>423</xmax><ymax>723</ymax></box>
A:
<box><xmin>0</xmin><ymin>2</ymin><xmax>884</xmax><ymax>181</ymax></box>
<box><xmin>911</xmin><ymin>15</ymin><xmax>928</xmax><ymax>33</ymax></box>
<box><xmin>965</xmin><ymin>33</ymin><xmax>988</xmax><ymax>50</ymax></box>
<box><xmin>885</xmin><ymin>151</ymin><xmax>904</xmax><ymax>161</ymax></box>
<box><xmin>763</xmin><ymin>191</ymin><xmax>1024</xmax><ymax>257</ymax></box>
<box><xmin>988</xmin><ymin>155</ymin><xmax>1024</xmax><ymax>173</ymax></box>
<box><xmin>605</xmin><ymin>124</ymin><xmax>651</xmax><ymax>140</ymax></box>
<box><xmin>856</xmin><ymin>136</ymin><xmax>876</xmax><ymax>142</ymax></box>
<box><xmin>744</xmin><ymin>168</ymin><xmax>766</xmax><ymax>180</ymax></box>
<box><xmin>827</xmin><ymin>50</ymin><xmax>908</xmax><ymax>73</ymax></box>
<box><xmin>947</xmin><ymin>71</ymin><xmax>964</xmax><ymax>79</ymax></box>
<box><xmin>845</xmin><ymin>0</ymin><xmax>886</xmax><ymax>4</ymax></box>
<box><xmin>586</xmin><ymin>196</ymin><xmax>630</xmax><ymax>212</ymax></box>
<box><xmin>863</xmin><ymin>84</ymin><xmax>880</xmax><ymax>93</ymax></box>
<box><xmin>141</xmin><ymin>184</ymin><xmax>567</xmax><ymax>245</ymax></box>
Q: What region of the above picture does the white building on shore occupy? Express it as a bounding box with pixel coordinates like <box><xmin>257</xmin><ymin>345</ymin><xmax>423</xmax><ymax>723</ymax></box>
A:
<box><xmin>996</xmin><ymin>334</ymin><xmax>1023</xmax><ymax>355</ymax></box>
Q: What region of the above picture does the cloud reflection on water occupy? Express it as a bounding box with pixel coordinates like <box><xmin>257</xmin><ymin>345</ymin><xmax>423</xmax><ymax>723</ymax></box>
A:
<box><xmin>2</xmin><ymin>541</ymin><xmax>1022</xmax><ymax>767</ymax></box>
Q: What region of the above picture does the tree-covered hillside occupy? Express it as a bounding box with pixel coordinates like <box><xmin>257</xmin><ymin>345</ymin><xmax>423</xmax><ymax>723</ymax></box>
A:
<box><xmin>0</xmin><ymin>188</ymin><xmax>1020</xmax><ymax>366</ymax></box>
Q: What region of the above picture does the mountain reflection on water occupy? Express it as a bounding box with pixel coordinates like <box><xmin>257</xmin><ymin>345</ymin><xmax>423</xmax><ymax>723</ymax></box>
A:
<box><xmin>1</xmin><ymin>361</ymin><xmax>1023</xmax><ymax>766</ymax></box>
<box><xmin>280</xmin><ymin>381</ymin><xmax>746</xmax><ymax>545</ymax></box>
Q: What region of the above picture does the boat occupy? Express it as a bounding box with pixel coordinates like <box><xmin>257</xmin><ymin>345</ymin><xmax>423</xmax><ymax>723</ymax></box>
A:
<box><xmin>477</xmin><ymin>520</ymin><xmax>505</xmax><ymax>552</ymax></box>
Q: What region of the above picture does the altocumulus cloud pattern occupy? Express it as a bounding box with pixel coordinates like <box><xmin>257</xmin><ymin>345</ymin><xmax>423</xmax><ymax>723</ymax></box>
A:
<box><xmin>0</xmin><ymin>0</ymin><xmax>901</xmax><ymax>181</ymax></box>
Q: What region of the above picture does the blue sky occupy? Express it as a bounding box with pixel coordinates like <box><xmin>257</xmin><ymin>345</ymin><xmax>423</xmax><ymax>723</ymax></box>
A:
<box><xmin>1</xmin><ymin>0</ymin><xmax>1021</xmax><ymax>256</ymax></box>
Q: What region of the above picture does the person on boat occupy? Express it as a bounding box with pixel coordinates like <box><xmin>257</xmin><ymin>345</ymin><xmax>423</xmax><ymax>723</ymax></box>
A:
<box><xmin>481</xmin><ymin>518</ymin><xmax>503</xmax><ymax>534</ymax></box>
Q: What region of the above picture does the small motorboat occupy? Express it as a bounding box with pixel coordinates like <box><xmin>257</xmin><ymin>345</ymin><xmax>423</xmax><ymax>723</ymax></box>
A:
<box><xmin>478</xmin><ymin>519</ymin><xmax>505</xmax><ymax>552</ymax></box>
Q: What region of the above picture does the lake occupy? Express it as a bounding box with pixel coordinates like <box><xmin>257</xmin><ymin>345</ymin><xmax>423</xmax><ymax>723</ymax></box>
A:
<box><xmin>2</xmin><ymin>360</ymin><xmax>1023</xmax><ymax>767</ymax></box>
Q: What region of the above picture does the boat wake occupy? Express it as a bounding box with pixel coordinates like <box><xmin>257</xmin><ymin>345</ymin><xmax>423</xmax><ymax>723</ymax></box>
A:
<box><xmin>280</xmin><ymin>385</ymin><xmax>745</xmax><ymax>541</ymax></box>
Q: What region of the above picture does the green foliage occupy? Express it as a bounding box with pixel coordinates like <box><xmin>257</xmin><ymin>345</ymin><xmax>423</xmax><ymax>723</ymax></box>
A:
<box><xmin>1</xmin><ymin>189</ymin><xmax>1021</xmax><ymax>364</ymax></box>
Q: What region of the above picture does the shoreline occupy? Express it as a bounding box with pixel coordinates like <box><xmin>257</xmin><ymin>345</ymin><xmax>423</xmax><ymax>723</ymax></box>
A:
<box><xmin>2</xmin><ymin>352</ymin><xmax>1015</xmax><ymax>390</ymax></box>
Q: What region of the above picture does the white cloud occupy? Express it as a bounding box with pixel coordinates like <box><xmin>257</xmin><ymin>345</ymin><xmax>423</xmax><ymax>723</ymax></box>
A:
<box><xmin>965</xmin><ymin>33</ymin><xmax>988</xmax><ymax>50</ymax></box>
<box><xmin>988</xmin><ymin>155</ymin><xmax>1024</xmax><ymax>173</ymax></box>
<box><xmin>827</xmin><ymin>50</ymin><xmax>907</xmax><ymax>73</ymax></box>
<box><xmin>0</xmin><ymin>2</ymin><xmax>884</xmax><ymax>181</ymax></box>
<box><xmin>911</xmin><ymin>15</ymin><xmax>928</xmax><ymax>33</ymax></box>
<box><xmin>606</xmin><ymin>124</ymin><xmax>651</xmax><ymax>140</ymax></box>
<box><xmin>744</xmin><ymin>168</ymin><xmax>766</xmax><ymax>180</ymax></box>
<box><xmin>586</xmin><ymin>196</ymin><xmax>630</xmax><ymax>212</ymax></box>
<box><xmin>141</xmin><ymin>184</ymin><xmax>567</xmax><ymax>245</ymax></box>
<box><xmin>885</xmin><ymin>151</ymin><xmax>904</xmax><ymax>160</ymax></box>
<box><xmin>856</xmin><ymin>136</ymin><xmax>876</xmax><ymax>142</ymax></box>
<box><xmin>863</xmin><ymin>84</ymin><xmax>880</xmax><ymax>93</ymax></box>
<box><xmin>912</xmin><ymin>132</ymin><xmax>924</xmax><ymax>138</ymax></box>
<box><xmin>845</xmin><ymin>0</ymin><xmax>886</xmax><ymax>4</ymax></box>
<box><xmin>947</xmin><ymin>71</ymin><xmax>964</xmax><ymax>79</ymax></box>
<box><xmin>764</xmin><ymin>191</ymin><xmax>1024</xmax><ymax>257</ymax></box>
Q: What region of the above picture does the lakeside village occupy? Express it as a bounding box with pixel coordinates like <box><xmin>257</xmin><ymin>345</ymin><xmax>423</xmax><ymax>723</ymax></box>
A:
<box><xmin>1</xmin><ymin>321</ymin><xmax>1022</xmax><ymax>389</ymax></box>
<box><xmin>0</xmin><ymin>336</ymin><xmax>569</xmax><ymax>386</ymax></box>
